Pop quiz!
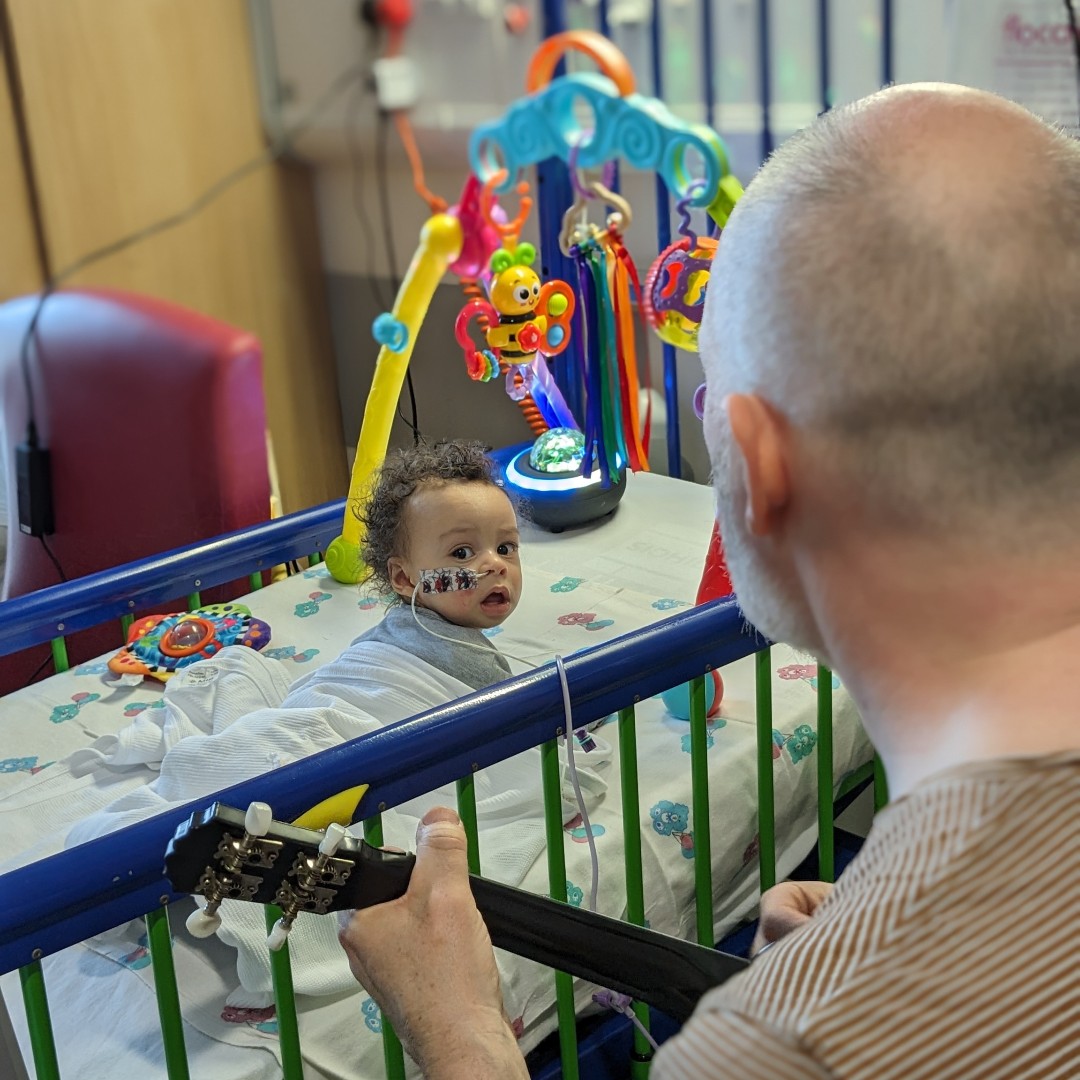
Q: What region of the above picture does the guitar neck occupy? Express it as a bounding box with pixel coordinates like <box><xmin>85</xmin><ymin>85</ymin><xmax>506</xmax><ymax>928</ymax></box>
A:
<box><xmin>165</xmin><ymin>805</ymin><xmax>749</xmax><ymax>1024</ymax></box>
<box><xmin>335</xmin><ymin>837</ymin><xmax>749</xmax><ymax>1022</ymax></box>
<box><xmin>469</xmin><ymin>875</ymin><xmax>747</xmax><ymax>1024</ymax></box>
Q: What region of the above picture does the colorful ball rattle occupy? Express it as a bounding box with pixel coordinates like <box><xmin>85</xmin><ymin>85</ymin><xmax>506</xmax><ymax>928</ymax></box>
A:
<box><xmin>643</xmin><ymin>183</ymin><xmax>718</xmax><ymax>353</ymax></box>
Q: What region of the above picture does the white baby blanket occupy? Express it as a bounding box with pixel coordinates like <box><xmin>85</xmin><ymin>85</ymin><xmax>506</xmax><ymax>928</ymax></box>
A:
<box><xmin>57</xmin><ymin>642</ymin><xmax>609</xmax><ymax>1001</ymax></box>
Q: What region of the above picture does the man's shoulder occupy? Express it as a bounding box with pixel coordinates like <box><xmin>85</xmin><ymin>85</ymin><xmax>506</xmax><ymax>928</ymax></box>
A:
<box><xmin>653</xmin><ymin>1006</ymin><xmax>834</xmax><ymax>1080</ymax></box>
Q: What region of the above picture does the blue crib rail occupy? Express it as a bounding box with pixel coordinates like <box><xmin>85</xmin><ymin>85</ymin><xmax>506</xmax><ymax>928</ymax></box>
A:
<box><xmin>0</xmin><ymin>500</ymin><xmax>344</xmax><ymax>656</ymax></box>
<box><xmin>0</xmin><ymin>595</ymin><xmax>762</xmax><ymax>975</ymax></box>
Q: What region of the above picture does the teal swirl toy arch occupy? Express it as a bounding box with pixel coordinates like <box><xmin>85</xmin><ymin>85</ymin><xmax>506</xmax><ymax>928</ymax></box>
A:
<box><xmin>469</xmin><ymin>72</ymin><xmax>742</xmax><ymax>226</ymax></box>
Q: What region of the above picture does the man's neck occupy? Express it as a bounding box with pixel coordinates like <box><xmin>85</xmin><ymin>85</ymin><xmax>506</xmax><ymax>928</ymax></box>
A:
<box><xmin>808</xmin><ymin>546</ymin><xmax>1080</xmax><ymax>800</ymax></box>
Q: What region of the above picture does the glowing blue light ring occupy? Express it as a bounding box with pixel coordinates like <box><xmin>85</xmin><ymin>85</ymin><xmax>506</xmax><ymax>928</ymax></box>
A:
<box><xmin>505</xmin><ymin>449</ymin><xmax>624</xmax><ymax>493</ymax></box>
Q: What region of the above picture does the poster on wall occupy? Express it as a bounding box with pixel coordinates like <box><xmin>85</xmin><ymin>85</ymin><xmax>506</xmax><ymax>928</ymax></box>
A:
<box><xmin>946</xmin><ymin>0</ymin><xmax>1080</xmax><ymax>134</ymax></box>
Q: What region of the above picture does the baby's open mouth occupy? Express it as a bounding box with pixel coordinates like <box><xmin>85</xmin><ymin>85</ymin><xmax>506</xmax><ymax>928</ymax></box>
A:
<box><xmin>481</xmin><ymin>587</ymin><xmax>510</xmax><ymax>609</ymax></box>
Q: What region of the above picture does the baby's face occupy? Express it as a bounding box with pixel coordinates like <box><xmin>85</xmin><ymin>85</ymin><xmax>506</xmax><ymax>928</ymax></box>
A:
<box><xmin>389</xmin><ymin>481</ymin><xmax>522</xmax><ymax>630</ymax></box>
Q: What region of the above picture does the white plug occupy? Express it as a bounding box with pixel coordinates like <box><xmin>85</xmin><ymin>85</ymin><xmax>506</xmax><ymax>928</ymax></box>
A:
<box><xmin>319</xmin><ymin>823</ymin><xmax>348</xmax><ymax>858</ymax></box>
<box><xmin>244</xmin><ymin>801</ymin><xmax>273</xmax><ymax>837</ymax></box>
<box><xmin>266</xmin><ymin>919</ymin><xmax>291</xmax><ymax>952</ymax></box>
<box><xmin>373</xmin><ymin>56</ymin><xmax>421</xmax><ymax>112</ymax></box>
<box><xmin>186</xmin><ymin>904</ymin><xmax>222</xmax><ymax>938</ymax></box>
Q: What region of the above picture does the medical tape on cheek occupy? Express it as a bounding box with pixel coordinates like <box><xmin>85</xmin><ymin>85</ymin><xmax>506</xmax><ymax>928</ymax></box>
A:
<box><xmin>417</xmin><ymin>567</ymin><xmax>491</xmax><ymax>594</ymax></box>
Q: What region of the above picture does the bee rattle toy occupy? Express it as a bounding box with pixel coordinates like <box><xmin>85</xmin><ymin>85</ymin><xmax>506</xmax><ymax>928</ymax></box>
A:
<box><xmin>454</xmin><ymin>177</ymin><xmax>576</xmax><ymax>383</ymax></box>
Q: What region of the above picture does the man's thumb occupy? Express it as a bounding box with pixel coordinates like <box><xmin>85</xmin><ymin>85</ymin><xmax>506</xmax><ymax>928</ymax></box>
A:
<box><xmin>412</xmin><ymin>806</ymin><xmax>470</xmax><ymax>883</ymax></box>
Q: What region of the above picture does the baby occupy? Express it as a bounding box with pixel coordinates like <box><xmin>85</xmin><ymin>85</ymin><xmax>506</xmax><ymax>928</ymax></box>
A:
<box><xmin>353</xmin><ymin>439</ymin><xmax>522</xmax><ymax>690</ymax></box>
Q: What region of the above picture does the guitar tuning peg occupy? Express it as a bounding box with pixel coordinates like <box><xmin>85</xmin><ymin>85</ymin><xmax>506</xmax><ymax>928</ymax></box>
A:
<box><xmin>319</xmin><ymin>823</ymin><xmax>348</xmax><ymax>857</ymax></box>
<box><xmin>244</xmin><ymin>801</ymin><xmax>273</xmax><ymax>837</ymax></box>
<box><xmin>186</xmin><ymin>903</ymin><xmax>222</xmax><ymax>938</ymax></box>
<box><xmin>267</xmin><ymin>917</ymin><xmax>292</xmax><ymax>952</ymax></box>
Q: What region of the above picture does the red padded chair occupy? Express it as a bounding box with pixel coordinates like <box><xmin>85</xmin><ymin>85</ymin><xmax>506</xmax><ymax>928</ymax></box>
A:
<box><xmin>0</xmin><ymin>289</ymin><xmax>271</xmax><ymax>693</ymax></box>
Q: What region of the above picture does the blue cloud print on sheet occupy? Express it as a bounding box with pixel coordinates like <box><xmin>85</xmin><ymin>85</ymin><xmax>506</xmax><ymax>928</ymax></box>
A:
<box><xmin>650</xmin><ymin>799</ymin><xmax>695</xmax><ymax>859</ymax></box>
<box><xmin>294</xmin><ymin>591</ymin><xmax>333</xmax><ymax>618</ymax></box>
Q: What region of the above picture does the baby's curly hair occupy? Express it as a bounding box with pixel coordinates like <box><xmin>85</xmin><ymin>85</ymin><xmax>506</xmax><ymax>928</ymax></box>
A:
<box><xmin>359</xmin><ymin>440</ymin><xmax>503</xmax><ymax>596</ymax></box>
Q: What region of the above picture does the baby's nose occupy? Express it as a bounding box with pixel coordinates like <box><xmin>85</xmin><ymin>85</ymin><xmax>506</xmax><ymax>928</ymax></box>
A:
<box><xmin>481</xmin><ymin>551</ymin><xmax>508</xmax><ymax>575</ymax></box>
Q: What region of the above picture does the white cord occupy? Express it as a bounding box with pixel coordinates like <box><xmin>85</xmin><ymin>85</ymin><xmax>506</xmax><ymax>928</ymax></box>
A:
<box><xmin>408</xmin><ymin>581</ymin><xmax>538</xmax><ymax>670</ymax></box>
<box><xmin>407</xmin><ymin>584</ymin><xmax>601</xmax><ymax>910</ymax></box>
<box><xmin>556</xmin><ymin>654</ymin><xmax>600</xmax><ymax>913</ymax></box>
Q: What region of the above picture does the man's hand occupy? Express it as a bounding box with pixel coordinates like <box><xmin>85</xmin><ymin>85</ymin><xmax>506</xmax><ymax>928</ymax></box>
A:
<box><xmin>751</xmin><ymin>880</ymin><xmax>834</xmax><ymax>958</ymax></box>
<box><xmin>338</xmin><ymin>806</ymin><xmax>528</xmax><ymax>1080</ymax></box>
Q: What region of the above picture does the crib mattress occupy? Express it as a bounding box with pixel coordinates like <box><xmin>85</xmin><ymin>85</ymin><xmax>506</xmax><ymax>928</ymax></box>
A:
<box><xmin>0</xmin><ymin>471</ymin><xmax>872</xmax><ymax>1079</ymax></box>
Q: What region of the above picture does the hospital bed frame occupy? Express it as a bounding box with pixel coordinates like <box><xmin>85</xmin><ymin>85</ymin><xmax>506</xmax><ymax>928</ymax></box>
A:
<box><xmin>0</xmin><ymin>495</ymin><xmax>884</xmax><ymax>1079</ymax></box>
<box><xmin>0</xmin><ymin>2</ymin><xmax>898</xmax><ymax>1073</ymax></box>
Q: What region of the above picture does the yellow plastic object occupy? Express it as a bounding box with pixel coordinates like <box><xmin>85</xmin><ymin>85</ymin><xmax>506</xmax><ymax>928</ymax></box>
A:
<box><xmin>292</xmin><ymin>784</ymin><xmax>370</xmax><ymax>830</ymax></box>
<box><xmin>707</xmin><ymin>173</ymin><xmax>746</xmax><ymax>230</ymax></box>
<box><xmin>326</xmin><ymin>213</ymin><xmax>463</xmax><ymax>584</ymax></box>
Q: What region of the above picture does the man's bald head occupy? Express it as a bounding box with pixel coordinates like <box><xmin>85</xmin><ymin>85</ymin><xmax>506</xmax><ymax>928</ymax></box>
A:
<box><xmin>702</xmin><ymin>83</ymin><xmax>1080</xmax><ymax>548</ymax></box>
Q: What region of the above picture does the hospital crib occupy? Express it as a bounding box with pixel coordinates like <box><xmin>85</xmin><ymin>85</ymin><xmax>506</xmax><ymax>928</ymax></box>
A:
<box><xmin>0</xmin><ymin>2</ymin><xmax>904</xmax><ymax>1073</ymax></box>
<box><xmin>0</xmin><ymin>483</ymin><xmax>885</xmax><ymax>1079</ymax></box>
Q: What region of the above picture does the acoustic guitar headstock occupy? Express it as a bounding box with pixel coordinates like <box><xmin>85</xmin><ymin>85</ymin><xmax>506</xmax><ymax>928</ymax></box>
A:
<box><xmin>164</xmin><ymin>802</ymin><xmax>414</xmax><ymax>950</ymax></box>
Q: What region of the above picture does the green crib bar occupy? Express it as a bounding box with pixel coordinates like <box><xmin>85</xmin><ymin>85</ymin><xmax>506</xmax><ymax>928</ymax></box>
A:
<box><xmin>755</xmin><ymin>649</ymin><xmax>776</xmax><ymax>892</ymax></box>
<box><xmin>688</xmin><ymin>677</ymin><xmax>714</xmax><ymax>948</ymax></box>
<box><xmin>816</xmin><ymin>665</ymin><xmax>835</xmax><ymax>882</ymax></box>
<box><xmin>617</xmin><ymin>705</ymin><xmax>653</xmax><ymax>1078</ymax></box>
<box><xmin>120</xmin><ymin>613</ymin><xmax>134</xmax><ymax>637</ymax></box>
<box><xmin>456</xmin><ymin>774</ymin><xmax>481</xmax><ymax>875</ymax></box>
<box><xmin>248</xmin><ymin>571</ymin><xmax>264</xmax><ymax>591</ymax></box>
<box><xmin>873</xmin><ymin>754</ymin><xmax>890</xmax><ymax>811</ymax></box>
<box><xmin>186</xmin><ymin>592</ymin><xmax>202</xmax><ymax>611</ymax></box>
<box><xmin>540</xmin><ymin>737</ymin><xmax>579</xmax><ymax>1080</ymax></box>
<box><xmin>264</xmin><ymin>905</ymin><xmax>304</xmax><ymax>1079</ymax></box>
<box><xmin>144</xmin><ymin>906</ymin><xmax>191</xmax><ymax>1079</ymax></box>
<box><xmin>19</xmin><ymin>961</ymin><xmax>60</xmax><ymax>1080</ymax></box>
<box><xmin>49</xmin><ymin>636</ymin><xmax>69</xmax><ymax>675</ymax></box>
<box><xmin>362</xmin><ymin>816</ymin><xmax>408</xmax><ymax>1080</ymax></box>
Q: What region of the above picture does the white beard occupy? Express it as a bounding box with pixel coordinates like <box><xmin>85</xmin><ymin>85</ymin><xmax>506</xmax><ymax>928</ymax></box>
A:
<box><xmin>710</xmin><ymin>428</ymin><xmax>824</xmax><ymax>658</ymax></box>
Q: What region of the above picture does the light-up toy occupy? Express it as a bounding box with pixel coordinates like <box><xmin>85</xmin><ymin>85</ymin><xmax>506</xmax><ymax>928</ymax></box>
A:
<box><xmin>497</xmin><ymin>428</ymin><xmax>626</xmax><ymax>532</ymax></box>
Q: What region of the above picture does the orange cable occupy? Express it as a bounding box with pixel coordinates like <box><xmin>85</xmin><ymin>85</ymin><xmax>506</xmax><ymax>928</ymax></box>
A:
<box><xmin>392</xmin><ymin>110</ymin><xmax>447</xmax><ymax>214</ymax></box>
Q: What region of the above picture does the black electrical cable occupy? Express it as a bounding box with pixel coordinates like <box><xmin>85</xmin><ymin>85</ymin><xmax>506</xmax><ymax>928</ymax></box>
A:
<box><xmin>39</xmin><ymin>534</ymin><xmax>67</xmax><ymax>583</ymax></box>
<box><xmin>347</xmin><ymin>26</ymin><xmax>392</xmax><ymax>312</ymax></box>
<box><xmin>375</xmin><ymin>109</ymin><xmax>423</xmax><ymax>446</ymax></box>
<box><xmin>347</xmin><ymin>82</ymin><xmax>392</xmax><ymax>314</ymax></box>
<box><xmin>23</xmin><ymin>651</ymin><xmax>54</xmax><ymax>688</ymax></box>
<box><xmin>14</xmin><ymin>63</ymin><xmax>364</xmax><ymax>581</ymax></box>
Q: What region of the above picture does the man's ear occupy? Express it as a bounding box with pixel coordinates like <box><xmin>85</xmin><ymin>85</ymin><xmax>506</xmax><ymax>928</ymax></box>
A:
<box><xmin>388</xmin><ymin>558</ymin><xmax>415</xmax><ymax>599</ymax></box>
<box><xmin>724</xmin><ymin>393</ymin><xmax>791</xmax><ymax>537</ymax></box>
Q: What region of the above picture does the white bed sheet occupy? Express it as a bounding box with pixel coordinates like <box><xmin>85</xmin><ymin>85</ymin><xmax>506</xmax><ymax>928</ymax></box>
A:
<box><xmin>0</xmin><ymin>472</ymin><xmax>872</xmax><ymax>1079</ymax></box>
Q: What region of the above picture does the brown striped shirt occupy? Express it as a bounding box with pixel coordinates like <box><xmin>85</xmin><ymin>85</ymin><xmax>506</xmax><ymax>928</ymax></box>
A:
<box><xmin>653</xmin><ymin>752</ymin><xmax>1080</xmax><ymax>1079</ymax></box>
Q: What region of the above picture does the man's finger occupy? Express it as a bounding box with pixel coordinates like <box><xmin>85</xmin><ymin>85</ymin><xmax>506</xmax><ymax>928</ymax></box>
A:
<box><xmin>410</xmin><ymin>806</ymin><xmax>471</xmax><ymax>892</ymax></box>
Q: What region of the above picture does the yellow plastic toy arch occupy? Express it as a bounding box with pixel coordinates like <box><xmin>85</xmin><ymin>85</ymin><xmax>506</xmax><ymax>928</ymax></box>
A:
<box><xmin>325</xmin><ymin>213</ymin><xmax>463</xmax><ymax>584</ymax></box>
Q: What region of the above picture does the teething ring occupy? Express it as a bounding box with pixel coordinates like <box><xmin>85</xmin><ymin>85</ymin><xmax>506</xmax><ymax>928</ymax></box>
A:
<box><xmin>526</xmin><ymin>30</ymin><xmax>636</xmax><ymax>96</ymax></box>
<box><xmin>481</xmin><ymin>169</ymin><xmax>532</xmax><ymax>244</ymax></box>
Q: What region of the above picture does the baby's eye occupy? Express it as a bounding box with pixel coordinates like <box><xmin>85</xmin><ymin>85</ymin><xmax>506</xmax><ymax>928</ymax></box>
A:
<box><xmin>497</xmin><ymin>541</ymin><xmax>519</xmax><ymax>557</ymax></box>
<box><xmin>450</xmin><ymin>546</ymin><xmax>474</xmax><ymax>561</ymax></box>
